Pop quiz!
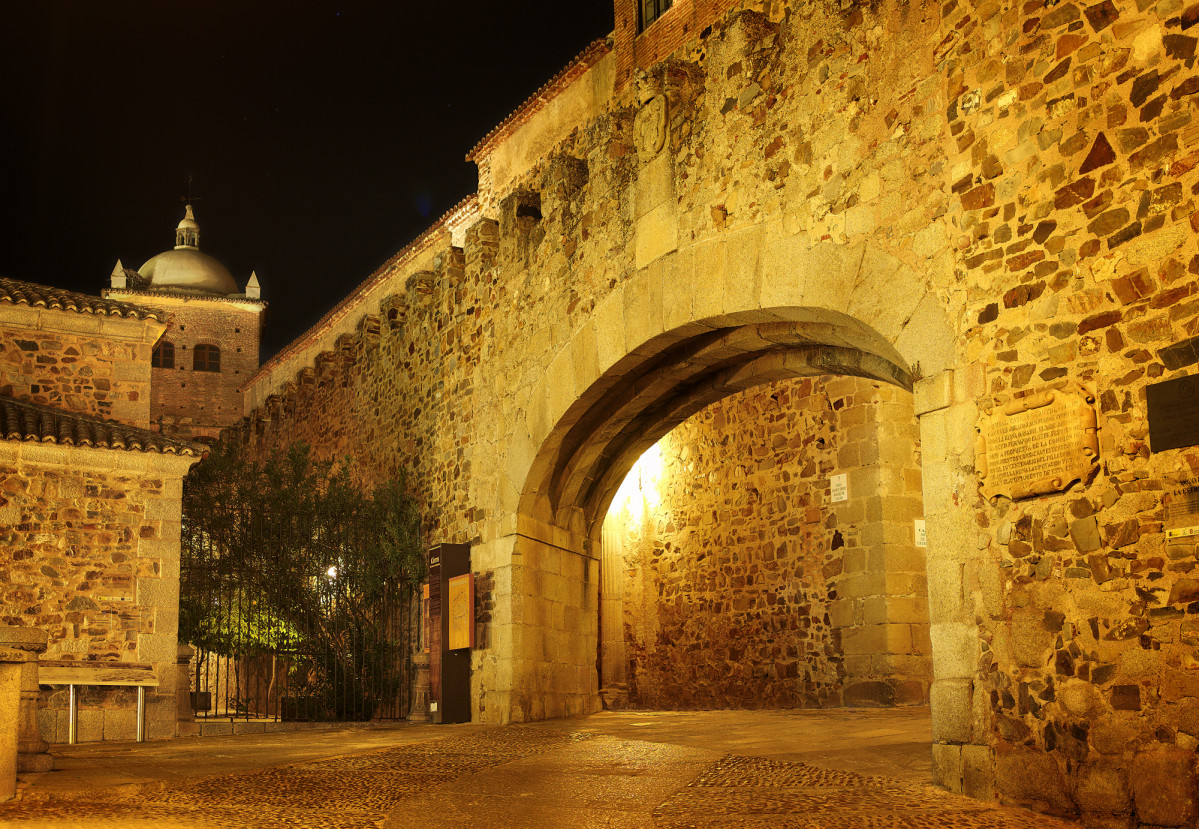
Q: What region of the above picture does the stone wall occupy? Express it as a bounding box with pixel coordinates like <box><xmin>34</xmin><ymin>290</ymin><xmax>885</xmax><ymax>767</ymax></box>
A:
<box><xmin>0</xmin><ymin>442</ymin><xmax>194</xmax><ymax>742</ymax></box>
<box><xmin>603</xmin><ymin>375</ymin><xmax>927</xmax><ymax>710</ymax></box>
<box><xmin>232</xmin><ymin>0</ymin><xmax>1199</xmax><ymax>821</ymax></box>
<box><xmin>0</xmin><ymin>304</ymin><xmax>164</xmax><ymax>429</ymax></box>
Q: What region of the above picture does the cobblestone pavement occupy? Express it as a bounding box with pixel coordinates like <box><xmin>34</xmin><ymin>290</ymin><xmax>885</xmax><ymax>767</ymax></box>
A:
<box><xmin>0</xmin><ymin>717</ymin><xmax>1077</xmax><ymax>828</ymax></box>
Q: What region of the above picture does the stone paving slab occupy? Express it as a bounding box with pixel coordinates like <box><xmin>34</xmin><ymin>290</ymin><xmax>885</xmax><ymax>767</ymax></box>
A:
<box><xmin>0</xmin><ymin>711</ymin><xmax>1078</xmax><ymax>828</ymax></box>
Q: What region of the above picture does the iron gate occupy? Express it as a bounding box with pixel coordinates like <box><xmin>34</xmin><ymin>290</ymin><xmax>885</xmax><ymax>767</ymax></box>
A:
<box><xmin>180</xmin><ymin>507</ymin><xmax>414</xmax><ymax>724</ymax></box>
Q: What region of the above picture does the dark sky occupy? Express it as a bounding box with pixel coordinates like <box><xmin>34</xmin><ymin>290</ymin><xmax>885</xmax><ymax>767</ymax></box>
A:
<box><xmin>1</xmin><ymin>3</ymin><xmax>614</xmax><ymax>360</ymax></box>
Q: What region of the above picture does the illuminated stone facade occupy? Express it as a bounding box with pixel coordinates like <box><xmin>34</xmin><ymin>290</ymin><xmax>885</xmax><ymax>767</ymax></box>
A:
<box><xmin>236</xmin><ymin>0</ymin><xmax>1199</xmax><ymax>822</ymax></box>
<box><xmin>602</xmin><ymin>376</ymin><xmax>928</xmax><ymax>710</ymax></box>
<box><xmin>0</xmin><ymin>279</ymin><xmax>200</xmax><ymax>742</ymax></box>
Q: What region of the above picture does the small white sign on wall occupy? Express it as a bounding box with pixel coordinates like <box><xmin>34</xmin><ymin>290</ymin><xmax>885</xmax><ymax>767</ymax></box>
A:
<box><xmin>830</xmin><ymin>473</ymin><xmax>848</xmax><ymax>503</ymax></box>
<box><xmin>914</xmin><ymin>519</ymin><xmax>927</xmax><ymax>548</ymax></box>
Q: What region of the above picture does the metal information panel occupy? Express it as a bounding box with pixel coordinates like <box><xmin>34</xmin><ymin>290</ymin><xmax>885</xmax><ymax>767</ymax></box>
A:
<box><xmin>432</xmin><ymin>543</ymin><xmax>471</xmax><ymax>724</ymax></box>
<box><xmin>1148</xmin><ymin>374</ymin><xmax>1199</xmax><ymax>453</ymax></box>
<box><xmin>1165</xmin><ymin>475</ymin><xmax>1199</xmax><ymax>539</ymax></box>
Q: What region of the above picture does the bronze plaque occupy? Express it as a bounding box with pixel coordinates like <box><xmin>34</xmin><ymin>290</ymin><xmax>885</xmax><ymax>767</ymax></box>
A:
<box><xmin>1147</xmin><ymin>374</ymin><xmax>1199</xmax><ymax>452</ymax></box>
<box><xmin>977</xmin><ymin>388</ymin><xmax>1099</xmax><ymax>500</ymax></box>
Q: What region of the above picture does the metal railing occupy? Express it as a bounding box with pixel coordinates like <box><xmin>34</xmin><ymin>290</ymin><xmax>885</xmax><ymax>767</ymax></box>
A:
<box><xmin>180</xmin><ymin>508</ymin><xmax>414</xmax><ymax>724</ymax></box>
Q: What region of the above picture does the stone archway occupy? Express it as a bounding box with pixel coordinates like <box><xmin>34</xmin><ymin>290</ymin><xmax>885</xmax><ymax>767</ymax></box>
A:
<box><xmin>473</xmin><ymin>285</ymin><xmax>969</xmax><ymax>726</ymax></box>
<box><xmin>522</xmin><ymin>313</ymin><xmax>913</xmax><ymax>541</ymax></box>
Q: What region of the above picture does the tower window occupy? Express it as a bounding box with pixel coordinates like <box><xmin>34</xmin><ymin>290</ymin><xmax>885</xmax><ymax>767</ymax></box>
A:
<box><xmin>639</xmin><ymin>0</ymin><xmax>672</xmax><ymax>32</ymax></box>
<box><xmin>152</xmin><ymin>340</ymin><xmax>175</xmax><ymax>369</ymax></box>
<box><xmin>193</xmin><ymin>344</ymin><xmax>221</xmax><ymax>372</ymax></box>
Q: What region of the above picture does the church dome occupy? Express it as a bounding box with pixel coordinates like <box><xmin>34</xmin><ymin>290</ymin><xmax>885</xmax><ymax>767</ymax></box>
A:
<box><xmin>137</xmin><ymin>204</ymin><xmax>239</xmax><ymax>295</ymax></box>
<box><xmin>138</xmin><ymin>248</ymin><xmax>239</xmax><ymax>294</ymax></box>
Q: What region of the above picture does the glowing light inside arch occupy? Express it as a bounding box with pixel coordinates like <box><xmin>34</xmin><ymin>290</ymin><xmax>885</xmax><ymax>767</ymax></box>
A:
<box><xmin>609</xmin><ymin>441</ymin><xmax>665</xmax><ymax>523</ymax></box>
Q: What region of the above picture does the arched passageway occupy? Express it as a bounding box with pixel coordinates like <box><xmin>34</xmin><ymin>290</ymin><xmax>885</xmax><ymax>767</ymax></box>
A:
<box><xmin>498</xmin><ymin>308</ymin><xmax>950</xmax><ymax>723</ymax></box>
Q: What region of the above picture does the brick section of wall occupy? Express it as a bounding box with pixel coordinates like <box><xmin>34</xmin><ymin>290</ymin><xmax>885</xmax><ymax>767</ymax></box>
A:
<box><xmin>148</xmin><ymin>302</ymin><xmax>261</xmax><ymax>441</ymax></box>
<box><xmin>612</xmin><ymin>0</ymin><xmax>742</xmax><ymax>88</ymax></box>
<box><xmin>0</xmin><ymin>310</ymin><xmax>158</xmax><ymax>428</ymax></box>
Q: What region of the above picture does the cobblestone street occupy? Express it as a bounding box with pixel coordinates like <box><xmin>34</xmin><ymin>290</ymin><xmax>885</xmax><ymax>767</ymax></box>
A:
<box><xmin>0</xmin><ymin>711</ymin><xmax>1077</xmax><ymax>828</ymax></box>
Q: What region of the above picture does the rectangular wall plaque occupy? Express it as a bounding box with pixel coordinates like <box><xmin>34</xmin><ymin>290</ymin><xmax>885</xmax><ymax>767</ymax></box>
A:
<box><xmin>914</xmin><ymin>519</ymin><xmax>927</xmax><ymax>548</ymax></box>
<box><xmin>977</xmin><ymin>387</ymin><xmax>1099</xmax><ymax>501</ymax></box>
<box><xmin>830</xmin><ymin>473</ymin><xmax>848</xmax><ymax>503</ymax></box>
<box><xmin>1164</xmin><ymin>475</ymin><xmax>1199</xmax><ymax>538</ymax></box>
<box><xmin>447</xmin><ymin>573</ymin><xmax>475</xmax><ymax>651</ymax></box>
<box><xmin>1148</xmin><ymin>375</ymin><xmax>1199</xmax><ymax>452</ymax></box>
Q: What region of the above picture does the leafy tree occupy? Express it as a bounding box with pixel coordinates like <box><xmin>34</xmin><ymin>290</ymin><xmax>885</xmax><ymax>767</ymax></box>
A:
<box><xmin>180</xmin><ymin>442</ymin><xmax>424</xmax><ymax>720</ymax></box>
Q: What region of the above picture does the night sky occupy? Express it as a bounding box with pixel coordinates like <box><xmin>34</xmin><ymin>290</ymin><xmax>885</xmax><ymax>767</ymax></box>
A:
<box><xmin>1</xmin><ymin>3</ymin><xmax>614</xmax><ymax>360</ymax></box>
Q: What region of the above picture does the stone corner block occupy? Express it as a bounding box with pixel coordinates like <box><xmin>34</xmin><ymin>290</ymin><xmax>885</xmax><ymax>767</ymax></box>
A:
<box><xmin>913</xmin><ymin>370</ymin><xmax>953</xmax><ymax>416</ymax></box>
<box><xmin>930</xmin><ymin>678</ymin><xmax>973</xmax><ymax>744</ymax></box>
<box><xmin>932</xmin><ymin>743</ymin><xmax>964</xmax><ymax>793</ymax></box>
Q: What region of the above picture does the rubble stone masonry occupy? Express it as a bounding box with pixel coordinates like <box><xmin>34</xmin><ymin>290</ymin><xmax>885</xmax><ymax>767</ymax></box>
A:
<box><xmin>0</xmin><ymin>442</ymin><xmax>194</xmax><ymax>742</ymax></box>
<box><xmin>236</xmin><ymin>0</ymin><xmax>1199</xmax><ymax>822</ymax></box>
<box><xmin>603</xmin><ymin>376</ymin><xmax>927</xmax><ymax>710</ymax></box>
<box><xmin>0</xmin><ymin>304</ymin><xmax>164</xmax><ymax>429</ymax></box>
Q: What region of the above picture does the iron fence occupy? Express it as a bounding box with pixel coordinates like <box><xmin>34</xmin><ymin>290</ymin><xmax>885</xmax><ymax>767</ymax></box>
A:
<box><xmin>180</xmin><ymin>507</ymin><xmax>414</xmax><ymax>724</ymax></box>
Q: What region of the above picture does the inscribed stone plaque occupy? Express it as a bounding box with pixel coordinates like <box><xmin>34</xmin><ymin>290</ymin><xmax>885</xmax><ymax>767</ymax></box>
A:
<box><xmin>976</xmin><ymin>388</ymin><xmax>1099</xmax><ymax>501</ymax></box>
<box><xmin>830</xmin><ymin>473</ymin><xmax>848</xmax><ymax>503</ymax></box>
<box><xmin>1147</xmin><ymin>374</ymin><xmax>1199</xmax><ymax>452</ymax></box>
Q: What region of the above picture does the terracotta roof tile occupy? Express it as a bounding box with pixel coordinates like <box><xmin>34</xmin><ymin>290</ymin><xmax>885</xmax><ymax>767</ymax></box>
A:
<box><xmin>0</xmin><ymin>276</ymin><xmax>166</xmax><ymax>322</ymax></box>
<box><xmin>466</xmin><ymin>38</ymin><xmax>613</xmax><ymax>162</ymax></box>
<box><xmin>0</xmin><ymin>395</ymin><xmax>203</xmax><ymax>456</ymax></box>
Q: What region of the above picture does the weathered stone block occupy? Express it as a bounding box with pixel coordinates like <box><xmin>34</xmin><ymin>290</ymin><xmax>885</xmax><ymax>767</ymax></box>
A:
<box><xmin>962</xmin><ymin>745</ymin><xmax>996</xmax><ymax>801</ymax></box>
<box><xmin>932</xmin><ymin>743</ymin><xmax>964</xmax><ymax>793</ymax></box>
<box><xmin>1131</xmin><ymin>748</ymin><xmax>1197</xmax><ymax>826</ymax></box>
<box><xmin>930</xmin><ymin>622</ymin><xmax>979</xmax><ymax>679</ymax></box>
<box><xmin>930</xmin><ymin>678</ymin><xmax>972</xmax><ymax>744</ymax></box>
<box><xmin>1075</xmin><ymin>763</ymin><xmax>1131</xmax><ymax>816</ymax></box>
<box><xmin>994</xmin><ymin>748</ymin><xmax>1075</xmax><ymax>815</ymax></box>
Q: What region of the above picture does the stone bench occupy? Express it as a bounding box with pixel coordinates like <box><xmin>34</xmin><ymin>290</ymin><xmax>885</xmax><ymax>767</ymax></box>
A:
<box><xmin>39</xmin><ymin>661</ymin><xmax>158</xmax><ymax>745</ymax></box>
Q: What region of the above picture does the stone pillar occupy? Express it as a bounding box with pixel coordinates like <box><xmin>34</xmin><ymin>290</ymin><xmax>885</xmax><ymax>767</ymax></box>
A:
<box><xmin>16</xmin><ymin>635</ymin><xmax>52</xmax><ymax>772</ymax></box>
<box><xmin>914</xmin><ymin>367</ymin><xmax>994</xmax><ymax>799</ymax></box>
<box><xmin>409</xmin><ymin>650</ymin><xmax>430</xmax><ymax>723</ymax></box>
<box><xmin>176</xmin><ymin>645</ymin><xmax>197</xmax><ymax>737</ymax></box>
<box><xmin>0</xmin><ymin>627</ymin><xmax>47</xmax><ymax>802</ymax></box>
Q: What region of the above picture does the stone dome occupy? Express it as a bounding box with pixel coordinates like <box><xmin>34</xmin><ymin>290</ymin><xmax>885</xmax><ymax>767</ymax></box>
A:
<box><xmin>138</xmin><ymin>248</ymin><xmax>239</xmax><ymax>294</ymax></box>
<box><xmin>137</xmin><ymin>204</ymin><xmax>239</xmax><ymax>295</ymax></box>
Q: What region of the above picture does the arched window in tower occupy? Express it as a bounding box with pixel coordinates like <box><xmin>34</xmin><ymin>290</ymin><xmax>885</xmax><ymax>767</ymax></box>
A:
<box><xmin>152</xmin><ymin>340</ymin><xmax>175</xmax><ymax>369</ymax></box>
<box><xmin>193</xmin><ymin>344</ymin><xmax>221</xmax><ymax>372</ymax></box>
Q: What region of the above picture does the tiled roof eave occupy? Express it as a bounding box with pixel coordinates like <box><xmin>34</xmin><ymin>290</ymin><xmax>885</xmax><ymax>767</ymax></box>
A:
<box><xmin>0</xmin><ymin>276</ymin><xmax>167</xmax><ymax>322</ymax></box>
<box><xmin>0</xmin><ymin>395</ymin><xmax>203</xmax><ymax>457</ymax></box>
